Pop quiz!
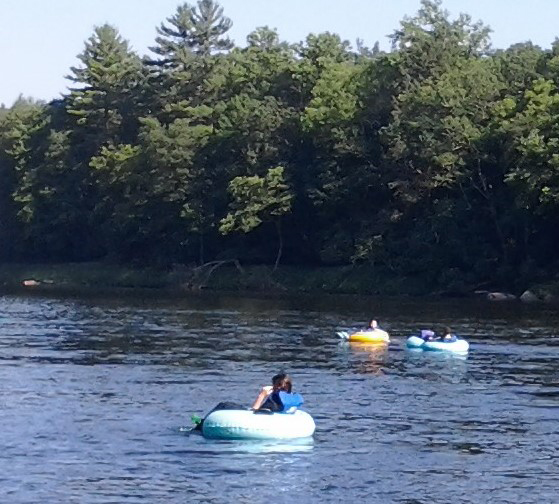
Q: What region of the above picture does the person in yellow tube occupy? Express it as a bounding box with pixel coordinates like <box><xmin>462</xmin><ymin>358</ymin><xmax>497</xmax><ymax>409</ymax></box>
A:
<box><xmin>367</xmin><ymin>319</ymin><xmax>379</xmax><ymax>330</ymax></box>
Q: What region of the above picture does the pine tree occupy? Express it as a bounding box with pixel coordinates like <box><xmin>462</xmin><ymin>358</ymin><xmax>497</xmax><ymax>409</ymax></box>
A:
<box><xmin>150</xmin><ymin>0</ymin><xmax>233</xmax><ymax>67</ymax></box>
<box><xmin>66</xmin><ymin>24</ymin><xmax>143</xmax><ymax>155</ymax></box>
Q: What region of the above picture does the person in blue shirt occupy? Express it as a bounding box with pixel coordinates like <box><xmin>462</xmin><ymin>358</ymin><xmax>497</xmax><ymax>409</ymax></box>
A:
<box><xmin>193</xmin><ymin>373</ymin><xmax>304</xmax><ymax>430</ymax></box>
<box><xmin>251</xmin><ymin>373</ymin><xmax>303</xmax><ymax>412</ymax></box>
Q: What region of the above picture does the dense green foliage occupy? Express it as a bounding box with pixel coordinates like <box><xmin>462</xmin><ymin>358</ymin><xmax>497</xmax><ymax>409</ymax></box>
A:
<box><xmin>2</xmin><ymin>0</ymin><xmax>559</xmax><ymax>293</ymax></box>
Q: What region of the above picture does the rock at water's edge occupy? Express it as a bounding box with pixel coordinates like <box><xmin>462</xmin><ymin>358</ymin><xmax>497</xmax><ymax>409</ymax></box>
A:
<box><xmin>520</xmin><ymin>290</ymin><xmax>540</xmax><ymax>303</ymax></box>
<box><xmin>487</xmin><ymin>292</ymin><xmax>517</xmax><ymax>302</ymax></box>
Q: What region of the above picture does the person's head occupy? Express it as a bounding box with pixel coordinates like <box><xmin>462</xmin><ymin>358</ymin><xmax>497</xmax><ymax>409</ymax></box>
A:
<box><xmin>369</xmin><ymin>319</ymin><xmax>378</xmax><ymax>329</ymax></box>
<box><xmin>442</xmin><ymin>326</ymin><xmax>451</xmax><ymax>336</ymax></box>
<box><xmin>272</xmin><ymin>372</ymin><xmax>292</xmax><ymax>393</ymax></box>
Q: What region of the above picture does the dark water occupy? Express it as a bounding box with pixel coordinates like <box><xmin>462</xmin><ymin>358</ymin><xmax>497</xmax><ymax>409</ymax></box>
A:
<box><xmin>0</xmin><ymin>291</ymin><xmax>558</xmax><ymax>503</ymax></box>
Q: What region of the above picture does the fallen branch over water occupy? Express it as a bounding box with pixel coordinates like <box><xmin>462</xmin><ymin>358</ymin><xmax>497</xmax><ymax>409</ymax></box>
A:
<box><xmin>181</xmin><ymin>260</ymin><xmax>245</xmax><ymax>290</ymax></box>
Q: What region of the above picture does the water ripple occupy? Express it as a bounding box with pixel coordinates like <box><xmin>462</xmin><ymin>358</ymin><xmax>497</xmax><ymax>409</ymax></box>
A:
<box><xmin>1</xmin><ymin>292</ymin><xmax>558</xmax><ymax>503</ymax></box>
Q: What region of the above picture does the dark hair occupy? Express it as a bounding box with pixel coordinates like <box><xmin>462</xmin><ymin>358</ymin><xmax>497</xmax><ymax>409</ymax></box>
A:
<box><xmin>272</xmin><ymin>372</ymin><xmax>292</xmax><ymax>393</ymax></box>
<box><xmin>442</xmin><ymin>327</ymin><xmax>451</xmax><ymax>335</ymax></box>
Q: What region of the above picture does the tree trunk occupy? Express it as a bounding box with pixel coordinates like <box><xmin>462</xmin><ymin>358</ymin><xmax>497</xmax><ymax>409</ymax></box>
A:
<box><xmin>473</xmin><ymin>161</ymin><xmax>508</xmax><ymax>265</ymax></box>
<box><xmin>273</xmin><ymin>219</ymin><xmax>283</xmax><ymax>272</ymax></box>
<box><xmin>487</xmin><ymin>198</ymin><xmax>508</xmax><ymax>265</ymax></box>
<box><xmin>199</xmin><ymin>233</ymin><xmax>205</xmax><ymax>265</ymax></box>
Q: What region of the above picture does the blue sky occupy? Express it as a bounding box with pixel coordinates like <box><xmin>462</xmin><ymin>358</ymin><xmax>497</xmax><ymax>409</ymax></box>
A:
<box><xmin>1</xmin><ymin>0</ymin><xmax>559</xmax><ymax>106</ymax></box>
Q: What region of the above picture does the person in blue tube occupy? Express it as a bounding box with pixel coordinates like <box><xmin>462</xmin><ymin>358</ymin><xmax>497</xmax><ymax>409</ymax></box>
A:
<box><xmin>251</xmin><ymin>373</ymin><xmax>304</xmax><ymax>412</ymax></box>
<box><xmin>192</xmin><ymin>372</ymin><xmax>304</xmax><ymax>430</ymax></box>
<box><xmin>420</xmin><ymin>327</ymin><xmax>456</xmax><ymax>342</ymax></box>
<box><xmin>439</xmin><ymin>326</ymin><xmax>457</xmax><ymax>342</ymax></box>
<box><xmin>420</xmin><ymin>329</ymin><xmax>436</xmax><ymax>341</ymax></box>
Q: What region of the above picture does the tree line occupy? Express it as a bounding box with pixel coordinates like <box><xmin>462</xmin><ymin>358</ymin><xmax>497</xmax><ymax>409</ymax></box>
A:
<box><xmin>1</xmin><ymin>0</ymin><xmax>559</xmax><ymax>292</ymax></box>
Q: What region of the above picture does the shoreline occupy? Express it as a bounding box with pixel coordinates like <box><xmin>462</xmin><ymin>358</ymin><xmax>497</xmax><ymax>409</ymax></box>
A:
<box><xmin>0</xmin><ymin>262</ymin><xmax>557</xmax><ymax>304</ymax></box>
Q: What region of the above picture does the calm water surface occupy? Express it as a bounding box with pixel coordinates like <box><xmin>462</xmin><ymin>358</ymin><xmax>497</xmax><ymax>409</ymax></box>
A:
<box><xmin>0</xmin><ymin>291</ymin><xmax>558</xmax><ymax>503</ymax></box>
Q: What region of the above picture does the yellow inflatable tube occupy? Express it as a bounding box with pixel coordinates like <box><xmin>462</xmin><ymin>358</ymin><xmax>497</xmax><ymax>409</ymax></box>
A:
<box><xmin>348</xmin><ymin>329</ymin><xmax>390</xmax><ymax>343</ymax></box>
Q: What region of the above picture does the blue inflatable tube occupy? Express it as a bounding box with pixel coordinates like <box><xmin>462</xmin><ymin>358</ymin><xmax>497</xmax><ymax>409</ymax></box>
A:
<box><xmin>202</xmin><ymin>409</ymin><xmax>316</xmax><ymax>440</ymax></box>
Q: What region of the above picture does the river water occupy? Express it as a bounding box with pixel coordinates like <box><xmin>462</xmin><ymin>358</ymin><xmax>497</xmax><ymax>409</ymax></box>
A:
<box><xmin>0</xmin><ymin>290</ymin><xmax>558</xmax><ymax>503</ymax></box>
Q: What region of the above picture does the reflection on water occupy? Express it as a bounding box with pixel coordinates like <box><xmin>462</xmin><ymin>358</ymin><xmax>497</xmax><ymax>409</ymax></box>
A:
<box><xmin>404</xmin><ymin>345</ymin><xmax>469</xmax><ymax>362</ymax></box>
<box><xmin>1</xmin><ymin>291</ymin><xmax>559</xmax><ymax>503</ymax></box>
<box><xmin>185</xmin><ymin>431</ymin><xmax>315</xmax><ymax>454</ymax></box>
<box><xmin>339</xmin><ymin>341</ymin><xmax>389</xmax><ymax>375</ymax></box>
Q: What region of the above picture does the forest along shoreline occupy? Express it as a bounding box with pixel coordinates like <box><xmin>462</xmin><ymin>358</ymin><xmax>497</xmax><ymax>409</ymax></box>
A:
<box><xmin>0</xmin><ymin>262</ymin><xmax>557</xmax><ymax>304</ymax></box>
<box><xmin>2</xmin><ymin>1</ymin><xmax>559</xmax><ymax>304</ymax></box>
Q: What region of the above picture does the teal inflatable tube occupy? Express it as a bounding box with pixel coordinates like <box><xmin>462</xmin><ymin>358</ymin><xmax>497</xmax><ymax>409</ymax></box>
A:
<box><xmin>423</xmin><ymin>339</ymin><xmax>469</xmax><ymax>353</ymax></box>
<box><xmin>202</xmin><ymin>409</ymin><xmax>316</xmax><ymax>440</ymax></box>
<box><xmin>406</xmin><ymin>335</ymin><xmax>426</xmax><ymax>348</ymax></box>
